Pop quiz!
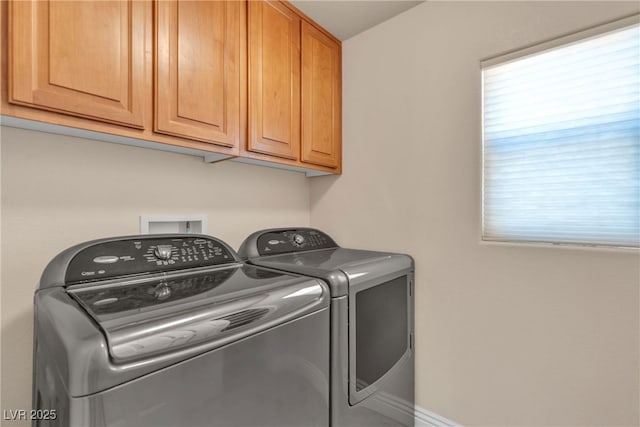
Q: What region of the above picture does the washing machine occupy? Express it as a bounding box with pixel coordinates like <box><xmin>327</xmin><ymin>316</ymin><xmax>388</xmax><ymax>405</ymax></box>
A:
<box><xmin>239</xmin><ymin>228</ymin><xmax>415</xmax><ymax>427</ymax></box>
<box><xmin>32</xmin><ymin>234</ymin><xmax>330</xmax><ymax>427</ymax></box>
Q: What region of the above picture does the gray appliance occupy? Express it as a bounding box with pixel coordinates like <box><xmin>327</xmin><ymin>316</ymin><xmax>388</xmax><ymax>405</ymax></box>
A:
<box><xmin>33</xmin><ymin>234</ymin><xmax>330</xmax><ymax>427</ymax></box>
<box><xmin>239</xmin><ymin>228</ymin><xmax>415</xmax><ymax>427</ymax></box>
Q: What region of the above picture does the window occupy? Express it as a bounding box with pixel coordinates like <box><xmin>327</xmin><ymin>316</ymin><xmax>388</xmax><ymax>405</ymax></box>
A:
<box><xmin>482</xmin><ymin>16</ymin><xmax>640</xmax><ymax>248</ymax></box>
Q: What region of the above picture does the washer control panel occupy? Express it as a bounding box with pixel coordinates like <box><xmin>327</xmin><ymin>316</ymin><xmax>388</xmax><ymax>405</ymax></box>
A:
<box><xmin>65</xmin><ymin>236</ymin><xmax>237</xmax><ymax>284</ymax></box>
<box><xmin>256</xmin><ymin>229</ymin><xmax>337</xmax><ymax>256</ymax></box>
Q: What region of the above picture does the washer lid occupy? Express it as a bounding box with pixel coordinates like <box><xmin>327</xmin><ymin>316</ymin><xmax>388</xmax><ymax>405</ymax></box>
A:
<box><xmin>68</xmin><ymin>265</ymin><xmax>329</xmax><ymax>363</ymax></box>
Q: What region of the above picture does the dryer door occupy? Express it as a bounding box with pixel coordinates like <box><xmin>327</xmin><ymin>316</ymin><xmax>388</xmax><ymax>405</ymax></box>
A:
<box><xmin>347</xmin><ymin>269</ymin><xmax>413</xmax><ymax>405</ymax></box>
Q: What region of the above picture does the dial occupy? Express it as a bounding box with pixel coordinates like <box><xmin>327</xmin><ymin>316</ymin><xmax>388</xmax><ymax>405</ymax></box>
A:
<box><xmin>154</xmin><ymin>245</ymin><xmax>173</xmax><ymax>260</ymax></box>
<box><xmin>292</xmin><ymin>234</ymin><xmax>305</xmax><ymax>246</ymax></box>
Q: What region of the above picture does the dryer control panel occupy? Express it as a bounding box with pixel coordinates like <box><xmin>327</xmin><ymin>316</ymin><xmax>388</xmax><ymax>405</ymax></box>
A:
<box><xmin>256</xmin><ymin>229</ymin><xmax>337</xmax><ymax>256</ymax></box>
<box><xmin>65</xmin><ymin>236</ymin><xmax>237</xmax><ymax>284</ymax></box>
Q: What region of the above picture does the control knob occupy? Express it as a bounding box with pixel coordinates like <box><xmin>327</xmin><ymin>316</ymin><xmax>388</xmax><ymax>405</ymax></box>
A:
<box><xmin>292</xmin><ymin>234</ymin><xmax>305</xmax><ymax>247</ymax></box>
<box><xmin>154</xmin><ymin>245</ymin><xmax>173</xmax><ymax>260</ymax></box>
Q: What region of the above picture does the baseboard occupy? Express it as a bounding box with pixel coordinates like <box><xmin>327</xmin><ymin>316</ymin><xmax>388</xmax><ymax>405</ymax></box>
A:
<box><xmin>368</xmin><ymin>390</ymin><xmax>415</xmax><ymax>425</ymax></box>
<box><xmin>370</xmin><ymin>389</ymin><xmax>460</xmax><ymax>427</ymax></box>
<box><xmin>415</xmin><ymin>404</ymin><xmax>461</xmax><ymax>427</ymax></box>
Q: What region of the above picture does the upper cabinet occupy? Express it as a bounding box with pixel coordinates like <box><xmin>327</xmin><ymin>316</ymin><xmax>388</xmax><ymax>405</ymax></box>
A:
<box><xmin>247</xmin><ymin>1</ymin><xmax>342</xmax><ymax>171</ymax></box>
<box><xmin>301</xmin><ymin>21</ymin><xmax>341</xmax><ymax>169</ymax></box>
<box><xmin>155</xmin><ymin>0</ymin><xmax>242</xmax><ymax>149</ymax></box>
<box><xmin>248</xmin><ymin>1</ymin><xmax>300</xmax><ymax>160</ymax></box>
<box><xmin>4</xmin><ymin>0</ymin><xmax>341</xmax><ymax>175</ymax></box>
<box><xmin>8</xmin><ymin>0</ymin><xmax>145</xmax><ymax>128</ymax></box>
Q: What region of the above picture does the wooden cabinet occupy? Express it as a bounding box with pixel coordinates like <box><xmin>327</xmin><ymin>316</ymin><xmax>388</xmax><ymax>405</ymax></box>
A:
<box><xmin>301</xmin><ymin>21</ymin><xmax>341</xmax><ymax>169</ymax></box>
<box><xmin>8</xmin><ymin>0</ymin><xmax>145</xmax><ymax>128</ymax></box>
<box><xmin>247</xmin><ymin>1</ymin><xmax>341</xmax><ymax>171</ymax></box>
<box><xmin>3</xmin><ymin>0</ymin><xmax>341</xmax><ymax>175</ymax></box>
<box><xmin>248</xmin><ymin>0</ymin><xmax>300</xmax><ymax>160</ymax></box>
<box><xmin>155</xmin><ymin>0</ymin><xmax>242</xmax><ymax>149</ymax></box>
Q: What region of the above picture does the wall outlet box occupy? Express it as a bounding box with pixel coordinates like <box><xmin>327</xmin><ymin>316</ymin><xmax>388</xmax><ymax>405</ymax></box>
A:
<box><xmin>140</xmin><ymin>215</ymin><xmax>208</xmax><ymax>235</ymax></box>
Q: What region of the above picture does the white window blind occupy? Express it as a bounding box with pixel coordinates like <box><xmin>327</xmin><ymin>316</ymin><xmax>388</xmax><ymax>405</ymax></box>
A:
<box><xmin>482</xmin><ymin>19</ymin><xmax>640</xmax><ymax>248</ymax></box>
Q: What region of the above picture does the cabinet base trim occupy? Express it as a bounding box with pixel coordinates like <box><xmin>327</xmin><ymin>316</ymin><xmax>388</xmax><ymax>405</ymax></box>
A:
<box><xmin>226</xmin><ymin>156</ymin><xmax>334</xmax><ymax>177</ymax></box>
<box><xmin>0</xmin><ymin>115</ymin><xmax>233</xmax><ymax>162</ymax></box>
<box><xmin>1</xmin><ymin>115</ymin><xmax>336</xmax><ymax>177</ymax></box>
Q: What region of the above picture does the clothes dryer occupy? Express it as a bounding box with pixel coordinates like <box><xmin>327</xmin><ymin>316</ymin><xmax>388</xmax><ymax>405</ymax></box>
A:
<box><xmin>239</xmin><ymin>228</ymin><xmax>414</xmax><ymax>427</ymax></box>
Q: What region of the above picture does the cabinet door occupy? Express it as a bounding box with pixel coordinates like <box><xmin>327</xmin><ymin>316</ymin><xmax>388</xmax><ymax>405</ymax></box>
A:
<box><xmin>9</xmin><ymin>1</ymin><xmax>144</xmax><ymax>128</ymax></box>
<box><xmin>301</xmin><ymin>21</ymin><xmax>341</xmax><ymax>169</ymax></box>
<box><xmin>248</xmin><ymin>1</ymin><xmax>300</xmax><ymax>160</ymax></box>
<box><xmin>155</xmin><ymin>1</ymin><xmax>241</xmax><ymax>148</ymax></box>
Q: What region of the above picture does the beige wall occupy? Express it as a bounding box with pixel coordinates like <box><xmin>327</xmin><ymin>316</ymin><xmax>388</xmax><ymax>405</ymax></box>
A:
<box><xmin>0</xmin><ymin>126</ymin><xmax>310</xmax><ymax>421</ymax></box>
<box><xmin>310</xmin><ymin>2</ymin><xmax>640</xmax><ymax>426</ymax></box>
<box><xmin>2</xmin><ymin>3</ymin><xmax>640</xmax><ymax>426</ymax></box>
